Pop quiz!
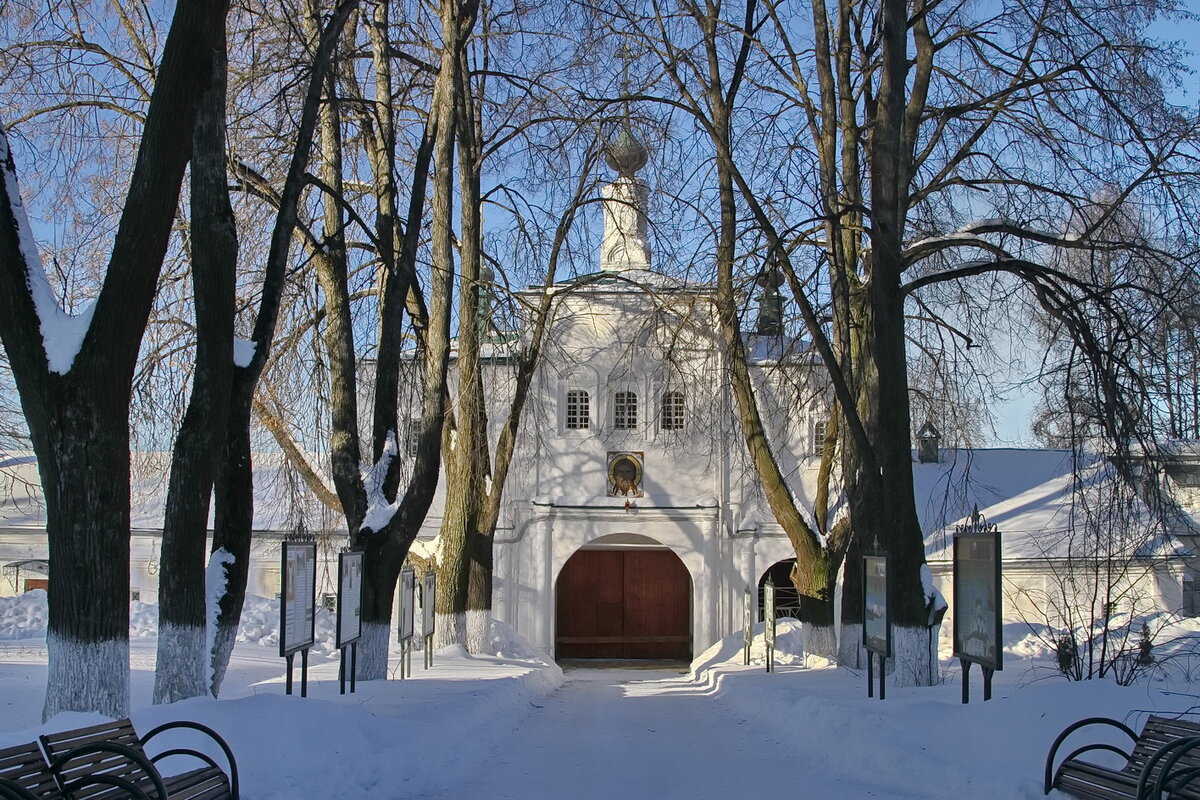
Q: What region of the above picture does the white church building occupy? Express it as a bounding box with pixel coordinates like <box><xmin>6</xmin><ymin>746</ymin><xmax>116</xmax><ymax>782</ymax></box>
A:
<box><xmin>418</xmin><ymin>124</ymin><xmax>825</xmax><ymax>660</ymax></box>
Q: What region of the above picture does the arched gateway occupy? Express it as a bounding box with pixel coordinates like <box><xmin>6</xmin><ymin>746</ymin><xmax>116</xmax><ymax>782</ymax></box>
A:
<box><xmin>554</xmin><ymin>534</ymin><xmax>693</xmax><ymax>660</ymax></box>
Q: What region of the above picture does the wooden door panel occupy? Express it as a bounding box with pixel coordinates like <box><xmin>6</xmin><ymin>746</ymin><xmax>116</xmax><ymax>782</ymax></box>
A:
<box><xmin>623</xmin><ymin>550</ymin><xmax>691</xmax><ymax>659</ymax></box>
<box><xmin>555</xmin><ymin>548</ymin><xmax>691</xmax><ymax>660</ymax></box>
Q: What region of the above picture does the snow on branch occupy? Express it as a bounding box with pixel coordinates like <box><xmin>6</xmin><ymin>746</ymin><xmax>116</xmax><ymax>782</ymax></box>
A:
<box><xmin>903</xmin><ymin>218</ymin><xmax>1114</xmax><ymax>266</ymax></box>
<box><xmin>0</xmin><ymin>124</ymin><xmax>95</xmax><ymax>374</ymax></box>
<box><xmin>360</xmin><ymin>430</ymin><xmax>402</xmax><ymax>535</ymax></box>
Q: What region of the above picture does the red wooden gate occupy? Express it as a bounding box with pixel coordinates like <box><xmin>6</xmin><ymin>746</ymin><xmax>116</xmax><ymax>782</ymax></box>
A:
<box><xmin>555</xmin><ymin>549</ymin><xmax>691</xmax><ymax>660</ymax></box>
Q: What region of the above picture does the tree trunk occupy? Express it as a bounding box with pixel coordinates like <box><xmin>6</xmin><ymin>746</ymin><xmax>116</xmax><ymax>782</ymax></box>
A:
<box><xmin>0</xmin><ymin>1</ymin><xmax>226</xmax><ymax>719</ymax></box>
<box><xmin>356</xmin><ymin>0</ymin><xmax>461</xmax><ymax>676</ymax></box>
<box><xmin>40</xmin><ymin>405</ymin><xmax>132</xmax><ymax>720</ymax></box>
<box><xmin>205</xmin><ymin>0</ymin><xmax>357</xmax><ymax>695</ymax></box>
<box><xmin>861</xmin><ymin>0</ymin><xmax>932</xmax><ymax>686</ymax></box>
<box><xmin>155</xmin><ymin>17</ymin><xmax>237</xmax><ymax>705</ymax></box>
<box><xmin>208</xmin><ymin>402</ymin><xmax>255</xmax><ymax>698</ymax></box>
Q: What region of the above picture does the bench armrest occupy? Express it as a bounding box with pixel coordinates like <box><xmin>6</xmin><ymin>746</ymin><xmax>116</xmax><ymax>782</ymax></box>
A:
<box><xmin>141</xmin><ymin>720</ymin><xmax>239</xmax><ymax>799</ymax></box>
<box><xmin>1045</xmin><ymin>717</ymin><xmax>1138</xmax><ymax>794</ymax></box>
<box><xmin>0</xmin><ymin>776</ymin><xmax>39</xmax><ymax>800</ymax></box>
<box><xmin>1141</xmin><ymin>735</ymin><xmax>1200</xmax><ymax>800</ymax></box>
<box><xmin>1159</xmin><ymin>763</ymin><xmax>1200</xmax><ymax>798</ymax></box>
<box><xmin>49</xmin><ymin>741</ymin><xmax>169</xmax><ymax>800</ymax></box>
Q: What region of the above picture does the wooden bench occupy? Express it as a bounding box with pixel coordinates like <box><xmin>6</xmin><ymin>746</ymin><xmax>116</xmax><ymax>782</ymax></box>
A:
<box><xmin>0</xmin><ymin>740</ymin><xmax>61</xmax><ymax>800</ymax></box>
<box><xmin>39</xmin><ymin>718</ymin><xmax>239</xmax><ymax>800</ymax></box>
<box><xmin>1045</xmin><ymin>715</ymin><xmax>1200</xmax><ymax>799</ymax></box>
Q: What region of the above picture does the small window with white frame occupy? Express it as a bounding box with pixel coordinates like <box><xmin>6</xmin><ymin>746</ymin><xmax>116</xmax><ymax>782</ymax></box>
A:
<box><xmin>660</xmin><ymin>390</ymin><xmax>685</xmax><ymax>430</ymax></box>
<box><xmin>614</xmin><ymin>391</ymin><xmax>638</xmax><ymax>430</ymax></box>
<box><xmin>811</xmin><ymin>419</ymin><xmax>827</xmax><ymax>457</ymax></box>
<box><xmin>406</xmin><ymin>422</ymin><xmax>420</xmax><ymax>457</ymax></box>
<box><xmin>566</xmin><ymin>389</ymin><xmax>590</xmax><ymax>430</ymax></box>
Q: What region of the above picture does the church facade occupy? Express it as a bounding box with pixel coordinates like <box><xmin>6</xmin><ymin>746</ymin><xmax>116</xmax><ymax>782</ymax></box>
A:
<box><xmin>417</xmin><ymin>127</ymin><xmax>829</xmax><ymax>660</ymax></box>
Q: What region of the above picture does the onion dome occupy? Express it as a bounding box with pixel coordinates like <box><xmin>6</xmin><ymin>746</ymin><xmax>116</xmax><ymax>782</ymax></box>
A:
<box><xmin>605</xmin><ymin>126</ymin><xmax>649</xmax><ymax>177</ymax></box>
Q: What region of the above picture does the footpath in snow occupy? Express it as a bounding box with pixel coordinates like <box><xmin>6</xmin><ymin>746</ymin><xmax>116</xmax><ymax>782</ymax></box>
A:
<box><xmin>419</xmin><ymin>666</ymin><xmax>924</xmax><ymax>800</ymax></box>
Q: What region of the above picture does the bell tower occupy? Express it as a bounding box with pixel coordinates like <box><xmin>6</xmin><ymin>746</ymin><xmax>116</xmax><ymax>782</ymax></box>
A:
<box><xmin>600</xmin><ymin>43</ymin><xmax>651</xmax><ymax>273</ymax></box>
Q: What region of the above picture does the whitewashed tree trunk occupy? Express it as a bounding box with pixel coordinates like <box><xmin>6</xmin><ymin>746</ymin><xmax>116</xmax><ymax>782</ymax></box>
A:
<box><xmin>838</xmin><ymin>623</ymin><xmax>865</xmax><ymax>669</ymax></box>
<box><xmin>44</xmin><ymin>636</ymin><xmax>128</xmax><ymax>721</ymax></box>
<box><xmin>803</xmin><ymin>622</ymin><xmax>836</xmax><ymax>663</ymax></box>
<box><xmin>890</xmin><ymin>627</ymin><xmax>936</xmax><ymax>688</ymax></box>
<box><xmin>357</xmin><ymin>622</ymin><xmax>392</xmax><ymax>679</ymax></box>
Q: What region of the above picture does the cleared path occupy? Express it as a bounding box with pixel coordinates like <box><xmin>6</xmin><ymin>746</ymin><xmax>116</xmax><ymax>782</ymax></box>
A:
<box><xmin>416</xmin><ymin>667</ymin><xmax>923</xmax><ymax>800</ymax></box>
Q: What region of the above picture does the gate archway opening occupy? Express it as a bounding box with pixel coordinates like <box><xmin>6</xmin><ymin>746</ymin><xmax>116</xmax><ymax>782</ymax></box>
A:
<box><xmin>759</xmin><ymin>559</ymin><xmax>802</xmax><ymax>621</ymax></box>
<box><xmin>555</xmin><ymin>535</ymin><xmax>692</xmax><ymax>661</ymax></box>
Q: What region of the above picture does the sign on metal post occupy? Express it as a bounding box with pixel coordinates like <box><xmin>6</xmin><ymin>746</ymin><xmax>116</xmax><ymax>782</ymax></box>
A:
<box><xmin>422</xmin><ymin>570</ymin><xmax>436</xmax><ymax>669</ymax></box>
<box><xmin>397</xmin><ymin>565</ymin><xmax>415</xmax><ymax>679</ymax></box>
<box><xmin>336</xmin><ymin>550</ymin><xmax>363</xmax><ymax>694</ymax></box>
<box><xmin>862</xmin><ymin>554</ymin><xmax>890</xmax><ymax>699</ymax></box>
<box><xmin>742</xmin><ymin>586</ymin><xmax>753</xmax><ymax>666</ymax></box>
<box><xmin>280</xmin><ymin>540</ymin><xmax>317</xmax><ymax>697</ymax></box>
<box><xmin>953</xmin><ymin>507</ymin><xmax>1003</xmax><ymax>703</ymax></box>
<box><xmin>763</xmin><ymin>579</ymin><xmax>777</xmax><ymax>673</ymax></box>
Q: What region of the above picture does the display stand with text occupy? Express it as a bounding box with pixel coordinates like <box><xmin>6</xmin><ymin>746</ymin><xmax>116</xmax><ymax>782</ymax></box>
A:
<box><xmin>423</xmin><ymin>570</ymin><xmax>436</xmax><ymax>669</ymax></box>
<box><xmin>397</xmin><ymin>565</ymin><xmax>415</xmax><ymax>679</ymax></box>
<box><xmin>742</xmin><ymin>586</ymin><xmax>753</xmax><ymax>666</ymax></box>
<box><xmin>763</xmin><ymin>579</ymin><xmax>777</xmax><ymax>673</ymax></box>
<box><xmin>280</xmin><ymin>540</ymin><xmax>317</xmax><ymax>697</ymax></box>
<box><xmin>863</xmin><ymin>554</ymin><xmax>890</xmax><ymax>700</ymax></box>
<box><xmin>953</xmin><ymin>508</ymin><xmax>1003</xmax><ymax>703</ymax></box>
<box><xmin>336</xmin><ymin>550</ymin><xmax>363</xmax><ymax>694</ymax></box>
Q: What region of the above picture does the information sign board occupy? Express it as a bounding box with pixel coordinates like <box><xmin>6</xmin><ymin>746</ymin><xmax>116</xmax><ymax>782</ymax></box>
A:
<box><xmin>397</xmin><ymin>566</ymin><xmax>415</xmax><ymax>643</ymax></box>
<box><xmin>743</xmin><ymin>587</ymin><xmax>753</xmax><ymax>647</ymax></box>
<box><xmin>280</xmin><ymin>541</ymin><xmax>317</xmax><ymax>657</ymax></box>
<box><xmin>952</xmin><ymin>529</ymin><xmax>1003</xmax><ymax>671</ymax></box>
<box><xmin>336</xmin><ymin>550</ymin><xmax>363</xmax><ymax>648</ymax></box>
<box><xmin>863</xmin><ymin>555</ymin><xmax>890</xmax><ymax>656</ymax></box>
<box><xmin>422</xmin><ymin>570</ymin><xmax>436</xmax><ymax>637</ymax></box>
<box><xmin>763</xmin><ymin>581</ymin><xmax>777</xmax><ymax>646</ymax></box>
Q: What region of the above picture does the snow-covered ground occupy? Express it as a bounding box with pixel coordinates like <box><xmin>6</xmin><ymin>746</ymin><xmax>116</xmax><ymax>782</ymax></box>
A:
<box><xmin>2</xmin><ymin>590</ymin><xmax>1199</xmax><ymax>799</ymax></box>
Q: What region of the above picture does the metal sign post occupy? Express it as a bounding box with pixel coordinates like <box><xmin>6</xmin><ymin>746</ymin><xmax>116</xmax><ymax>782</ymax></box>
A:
<box><xmin>397</xmin><ymin>566</ymin><xmax>415</xmax><ymax>679</ymax></box>
<box><xmin>763</xmin><ymin>579</ymin><xmax>777</xmax><ymax>673</ymax></box>
<box><xmin>952</xmin><ymin>507</ymin><xmax>1003</xmax><ymax>704</ymax></box>
<box><xmin>863</xmin><ymin>554</ymin><xmax>890</xmax><ymax>700</ymax></box>
<box><xmin>280</xmin><ymin>539</ymin><xmax>317</xmax><ymax>697</ymax></box>
<box><xmin>742</xmin><ymin>586</ymin><xmax>753</xmax><ymax>666</ymax></box>
<box><xmin>423</xmin><ymin>570</ymin><xmax>436</xmax><ymax>669</ymax></box>
<box><xmin>336</xmin><ymin>550</ymin><xmax>364</xmax><ymax>695</ymax></box>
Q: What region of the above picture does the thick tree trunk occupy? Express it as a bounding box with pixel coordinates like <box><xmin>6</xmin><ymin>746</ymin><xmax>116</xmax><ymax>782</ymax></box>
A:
<box><xmin>155</xmin><ymin>20</ymin><xmax>237</xmax><ymax>705</ymax></box>
<box><xmin>0</xmin><ymin>1</ymin><xmax>226</xmax><ymax>719</ymax></box>
<box><xmin>204</xmin><ymin>0</ymin><xmax>357</xmax><ymax>695</ymax></box>
<box><xmin>40</xmin><ymin>407</ymin><xmax>132</xmax><ymax>720</ymax></box>
<box><xmin>440</xmin><ymin>49</ymin><xmax>491</xmax><ymax>653</ymax></box>
<box><xmin>208</xmin><ymin>403</ymin><xmax>254</xmax><ymax>697</ymax></box>
<box><xmin>861</xmin><ymin>0</ymin><xmax>932</xmax><ymax>686</ymax></box>
<box><xmin>356</xmin><ymin>0</ymin><xmax>459</xmax><ymax>675</ymax></box>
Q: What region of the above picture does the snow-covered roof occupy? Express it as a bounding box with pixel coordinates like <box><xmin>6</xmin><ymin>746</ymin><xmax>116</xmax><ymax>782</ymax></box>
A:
<box><xmin>918</xmin><ymin>448</ymin><xmax>1187</xmax><ymax>562</ymax></box>
<box><xmin>0</xmin><ymin>451</ymin><xmax>331</xmax><ymax>532</ymax></box>
<box><xmin>734</xmin><ymin>447</ymin><xmax>1189</xmax><ymax>563</ymax></box>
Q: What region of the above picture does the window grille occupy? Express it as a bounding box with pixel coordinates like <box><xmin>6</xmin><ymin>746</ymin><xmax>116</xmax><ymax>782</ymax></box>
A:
<box><xmin>614</xmin><ymin>391</ymin><xmax>638</xmax><ymax>430</ymax></box>
<box><xmin>812</xmin><ymin>420</ymin><xmax>827</xmax><ymax>456</ymax></box>
<box><xmin>566</xmin><ymin>389</ymin><xmax>590</xmax><ymax>429</ymax></box>
<box><xmin>661</xmin><ymin>390</ymin><xmax>685</xmax><ymax>430</ymax></box>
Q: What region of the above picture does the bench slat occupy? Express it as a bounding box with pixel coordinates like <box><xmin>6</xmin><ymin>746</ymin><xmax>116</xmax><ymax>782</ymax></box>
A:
<box><xmin>0</xmin><ymin>742</ymin><xmax>58</xmax><ymax>799</ymax></box>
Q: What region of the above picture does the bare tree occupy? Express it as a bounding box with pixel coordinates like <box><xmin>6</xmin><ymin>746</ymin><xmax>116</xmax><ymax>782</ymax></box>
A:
<box><xmin>0</xmin><ymin>2</ymin><xmax>227</xmax><ymax>719</ymax></box>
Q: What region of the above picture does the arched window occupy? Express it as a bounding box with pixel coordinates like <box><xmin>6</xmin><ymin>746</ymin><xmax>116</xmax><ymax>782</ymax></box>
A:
<box><xmin>566</xmin><ymin>389</ymin><xmax>590</xmax><ymax>429</ymax></box>
<box><xmin>660</xmin><ymin>390</ymin><xmax>685</xmax><ymax>430</ymax></box>
<box><xmin>811</xmin><ymin>419</ymin><xmax>827</xmax><ymax>456</ymax></box>
<box><xmin>614</xmin><ymin>391</ymin><xmax>638</xmax><ymax>430</ymax></box>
